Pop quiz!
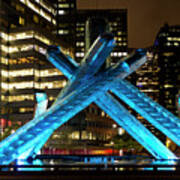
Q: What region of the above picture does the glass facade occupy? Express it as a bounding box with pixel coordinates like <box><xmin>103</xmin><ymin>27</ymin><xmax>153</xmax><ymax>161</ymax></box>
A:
<box><xmin>75</xmin><ymin>10</ymin><xmax>128</xmax><ymax>64</ymax></box>
<box><xmin>0</xmin><ymin>0</ymin><xmax>71</xmax><ymax>132</ymax></box>
<box><xmin>0</xmin><ymin>0</ymin><xmax>122</xmax><ymax>150</ymax></box>
<box><xmin>53</xmin><ymin>0</ymin><xmax>128</xmax><ymax>149</ymax></box>
<box><xmin>154</xmin><ymin>24</ymin><xmax>180</xmax><ymax>116</ymax></box>
<box><xmin>132</xmin><ymin>24</ymin><xmax>180</xmax><ymax>143</ymax></box>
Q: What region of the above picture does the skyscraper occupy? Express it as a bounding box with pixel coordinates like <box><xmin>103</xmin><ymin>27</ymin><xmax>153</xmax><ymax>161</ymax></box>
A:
<box><xmin>133</xmin><ymin>24</ymin><xmax>180</xmax><ymax>143</ymax></box>
<box><xmin>50</xmin><ymin>0</ymin><xmax>128</xmax><ymax>150</ymax></box>
<box><xmin>55</xmin><ymin>0</ymin><xmax>77</xmax><ymax>47</ymax></box>
<box><xmin>0</xmin><ymin>0</ymin><xmax>70</xmax><ymax>130</ymax></box>
<box><xmin>154</xmin><ymin>24</ymin><xmax>180</xmax><ymax>116</ymax></box>
<box><xmin>55</xmin><ymin>0</ymin><xmax>128</xmax><ymax>63</ymax></box>
<box><xmin>75</xmin><ymin>10</ymin><xmax>128</xmax><ymax>63</ymax></box>
<box><xmin>0</xmin><ymin>0</ymin><xmax>129</xmax><ymax>152</ymax></box>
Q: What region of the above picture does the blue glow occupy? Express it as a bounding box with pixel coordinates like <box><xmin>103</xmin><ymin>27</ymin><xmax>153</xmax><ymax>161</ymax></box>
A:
<box><xmin>145</xmin><ymin>159</ymin><xmax>177</xmax><ymax>171</ymax></box>
<box><xmin>0</xmin><ymin>33</ymin><xmax>179</xmax><ymax>165</ymax></box>
<box><xmin>112</xmin><ymin>80</ymin><xmax>180</xmax><ymax>147</ymax></box>
<box><xmin>120</xmin><ymin>62</ymin><xmax>130</xmax><ymax>72</ymax></box>
<box><xmin>35</xmin><ymin>92</ymin><xmax>47</xmax><ymax>103</ymax></box>
<box><xmin>16</xmin><ymin>158</ymin><xmax>43</xmax><ymax>171</ymax></box>
<box><xmin>34</xmin><ymin>92</ymin><xmax>48</xmax><ymax>118</ymax></box>
<box><xmin>96</xmin><ymin>93</ymin><xmax>176</xmax><ymax>159</ymax></box>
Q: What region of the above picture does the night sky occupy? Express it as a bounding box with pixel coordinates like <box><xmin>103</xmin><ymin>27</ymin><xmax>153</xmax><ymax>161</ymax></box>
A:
<box><xmin>77</xmin><ymin>0</ymin><xmax>180</xmax><ymax>48</ymax></box>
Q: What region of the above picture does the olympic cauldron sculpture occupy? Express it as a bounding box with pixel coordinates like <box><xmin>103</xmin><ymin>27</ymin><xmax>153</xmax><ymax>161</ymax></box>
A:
<box><xmin>0</xmin><ymin>33</ymin><xmax>180</xmax><ymax>164</ymax></box>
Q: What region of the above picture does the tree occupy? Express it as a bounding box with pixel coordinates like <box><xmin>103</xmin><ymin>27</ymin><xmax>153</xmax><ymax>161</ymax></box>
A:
<box><xmin>113</xmin><ymin>133</ymin><xmax>143</xmax><ymax>154</ymax></box>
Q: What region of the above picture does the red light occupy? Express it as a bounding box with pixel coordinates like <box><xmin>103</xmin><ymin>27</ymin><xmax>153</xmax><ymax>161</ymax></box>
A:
<box><xmin>0</xmin><ymin>118</ymin><xmax>6</xmax><ymax>128</ymax></box>
<box><xmin>8</xmin><ymin>121</ymin><xmax>12</xmax><ymax>127</ymax></box>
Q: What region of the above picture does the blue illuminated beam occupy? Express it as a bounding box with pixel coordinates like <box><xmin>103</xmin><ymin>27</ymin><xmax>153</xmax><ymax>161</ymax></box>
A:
<box><xmin>47</xmin><ymin>46</ymin><xmax>78</xmax><ymax>79</ymax></box>
<box><xmin>20</xmin><ymin>91</ymin><xmax>49</xmax><ymax>159</ymax></box>
<box><xmin>112</xmin><ymin>79</ymin><xmax>180</xmax><ymax>146</ymax></box>
<box><xmin>0</xmin><ymin>33</ymin><xmax>178</xmax><ymax>165</ymax></box>
<box><xmin>53</xmin><ymin>33</ymin><xmax>115</xmax><ymax>102</ymax></box>
<box><xmin>46</xmin><ymin>47</ymin><xmax>177</xmax><ymax>160</ymax></box>
<box><xmin>0</xmin><ymin>34</ymin><xmax>115</xmax><ymax>163</ymax></box>
<box><xmin>29</xmin><ymin>48</ymin><xmax>154</xmax><ymax>160</ymax></box>
<box><xmin>0</xmin><ymin>54</ymin><xmax>133</xmax><ymax>164</ymax></box>
<box><xmin>96</xmin><ymin>93</ymin><xmax>177</xmax><ymax>159</ymax></box>
<box><xmin>34</xmin><ymin>91</ymin><xmax>48</xmax><ymax>118</ymax></box>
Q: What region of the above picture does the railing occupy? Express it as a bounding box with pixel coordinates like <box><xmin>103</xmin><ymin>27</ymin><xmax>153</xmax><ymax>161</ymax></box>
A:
<box><xmin>0</xmin><ymin>163</ymin><xmax>180</xmax><ymax>172</ymax></box>
<box><xmin>1</xmin><ymin>159</ymin><xmax>180</xmax><ymax>180</ymax></box>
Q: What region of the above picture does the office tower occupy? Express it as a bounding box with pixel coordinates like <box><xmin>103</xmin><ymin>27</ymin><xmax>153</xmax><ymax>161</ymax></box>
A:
<box><xmin>0</xmin><ymin>0</ymin><xmax>128</xmax><ymax>151</ymax></box>
<box><xmin>133</xmin><ymin>24</ymin><xmax>180</xmax><ymax>143</ymax></box>
<box><xmin>55</xmin><ymin>0</ymin><xmax>127</xmax><ymax>63</ymax></box>
<box><xmin>0</xmin><ymin>0</ymin><xmax>71</xmax><ymax>132</ymax></box>
<box><xmin>154</xmin><ymin>24</ymin><xmax>180</xmax><ymax>116</ymax></box>
<box><xmin>85</xmin><ymin>17</ymin><xmax>109</xmax><ymax>51</ymax></box>
<box><xmin>47</xmin><ymin>1</ymin><xmax>128</xmax><ymax>150</ymax></box>
<box><xmin>55</xmin><ymin>0</ymin><xmax>77</xmax><ymax>47</ymax></box>
<box><xmin>75</xmin><ymin>10</ymin><xmax>128</xmax><ymax>64</ymax></box>
<box><xmin>132</xmin><ymin>49</ymin><xmax>164</xmax><ymax>140</ymax></box>
<box><xmin>154</xmin><ymin>24</ymin><xmax>180</xmax><ymax>149</ymax></box>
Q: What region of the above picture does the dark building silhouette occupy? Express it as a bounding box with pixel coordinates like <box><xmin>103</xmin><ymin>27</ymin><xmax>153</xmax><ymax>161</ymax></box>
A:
<box><xmin>154</xmin><ymin>24</ymin><xmax>180</xmax><ymax>116</ymax></box>
<box><xmin>133</xmin><ymin>24</ymin><xmax>180</xmax><ymax>145</ymax></box>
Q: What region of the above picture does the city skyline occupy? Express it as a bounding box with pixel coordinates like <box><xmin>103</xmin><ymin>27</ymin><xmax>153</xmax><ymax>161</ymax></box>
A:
<box><xmin>77</xmin><ymin>0</ymin><xmax>180</xmax><ymax>48</ymax></box>
<box><xmin>0</xmin><ymin>0</ymin><xmax>179</xmax><ymax>157</ymax></box>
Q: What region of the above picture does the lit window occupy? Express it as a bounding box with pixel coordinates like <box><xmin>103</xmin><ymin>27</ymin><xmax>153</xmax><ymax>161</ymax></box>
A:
<box><xmin>101</xmin><ymin>111</ymin><xmax>105</xmax><ymax>117</ymax></box>
<box><xmin>174</xmin><ymin>42</ymin><xmax>179</xmax><ymax>46</ymax></box>
<box><xmin>112</xmin><ymin>124</ymin><xmax>117</xmax><ymax>128</ymax></box>
<box><xmin>1</xmin><ymin>70</ymin><xmax>8</xmax><ymax>77</ymax></box>
<box><xmin>71</xmin><ymin>131</ymin><xmax>80</xmax><ymax>140</ymax></box>
<box><xmin>118</xmin><ymin>128</ymin><xmax>125</xmax><ymax>135</ymax></box>
<box><xmin>75</xmin><ymin>52</ymin><xmax>84</xmax><ymax>57</ymax></box>
<box><xmin>9</xmin><ymin>69</ymin><xmax>34</xmax><ymax>77</ymax></box>
<box><xmin>58</xmin><ymin>4</ymin><xmax>69</xmax><ymax>8</ymax></box>
<box><xmin>8</xmin><ymin>95</ymin><xmax>34</xmax><ymax>102</ymax></box>
<box><xmin>9</xmin><ymin>82</ymin><xmax>34</xmax><ymax>90</ymax></box>
<box><xmin>19</xmin><ymin>16</ymin><xmax>25</xmax><ymax>25</ymax></box>
<box><xmin>16</xmin><ymin>4</ymin><xmax>24</xmax><ymax>12</ymax></box>
<box><xmin>0</xmin><ymin>32</ymin><xmax>9</xmax><ymax>41</ymax></box>
<box><xmin>49</xmin><ymin>96</ymin><xmax>55</xmax><ymax>101</ymax></box>
<box><xmin>52</xmin><ymin>19</ymin><xmax>56</xmax><ymax>25</ymax></box>
<box><xmin>1</xmin><ymin>57</ymin><xmax>8</xmax><ymax>65</ymax></box>
<box><xmin>114</xmin><ymin>52</ymin><xmax>118</xmax><ymax>56</ymax></box>
<box><xmin>40</xmin><ymin>80</ymin><xmax>65</xmax><ymax>89</ymax></box>
<box><xmin>123</xmin><ymin>52</ymin><xmax>127</xmax><ymax>56</ymax></box>
<box><xmin>82</xmin><ymin>131</ymin><xmax>88</xmax><ymax>140</ymax></box>
<box><xmin>117</xmin><ymin>31</ymin><xmax>122</xmax><ymax>35</ymax></box>
<box><xmin>167</xmin><ymin>37</ymin><xmax>172</xmax><ymax>41</ymax></box>
<box><xmin>58</xmin><ymin>30</ymin><xmax>69</xmax><ymax>34</ymax></box>
<box><xmin>1</xmin><ymin>44</ymin><xmax>35</xmax><ymax>53</ymax></box>
<box><xmin>118</xmin><ymin>52</ymin><xmax>122</xmax><ymax>57</ymax></box>
<box><xmin>1</xmin><ymin>82</ymin><xmax>8</xmax><ymax>90</ymax></box>
<box><xmin>58</xmin><ymin>10</ymin><xmax>65</xmax><ymax>15</ymax></box>
<box><xmin>38</xmin><ymin>69</ymin><xmax>63</xmax><ymax>77</ymax></box>
<box><xmin>164</xmin><ymin>84</ymin><xmax>174</xmax><ymax>88</ymax></box>
<box><xmin>33</xmin><ymin>15</ymin><xmax>39</xmax><ymax>23</ymax></box>
<box><xmin>19</xmin><ymin>107</ymin><xmax>34</xmax><ymax>113</ymax></box>
<box><xmin>20</xmin><ymin>0</ymin><xmax>55</xmax><ymax>23</ymax></box>
<box><xmin>76</xmin><ymin>42</ymin><xmax>84</xmax><ymax>47</ymax></box>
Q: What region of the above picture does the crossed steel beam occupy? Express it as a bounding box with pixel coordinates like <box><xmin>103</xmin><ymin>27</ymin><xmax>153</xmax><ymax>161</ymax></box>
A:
<box><xmin>0</xmin><ymin>33</ymin><xmax>179</xmax><ymax>165</ymax></box>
